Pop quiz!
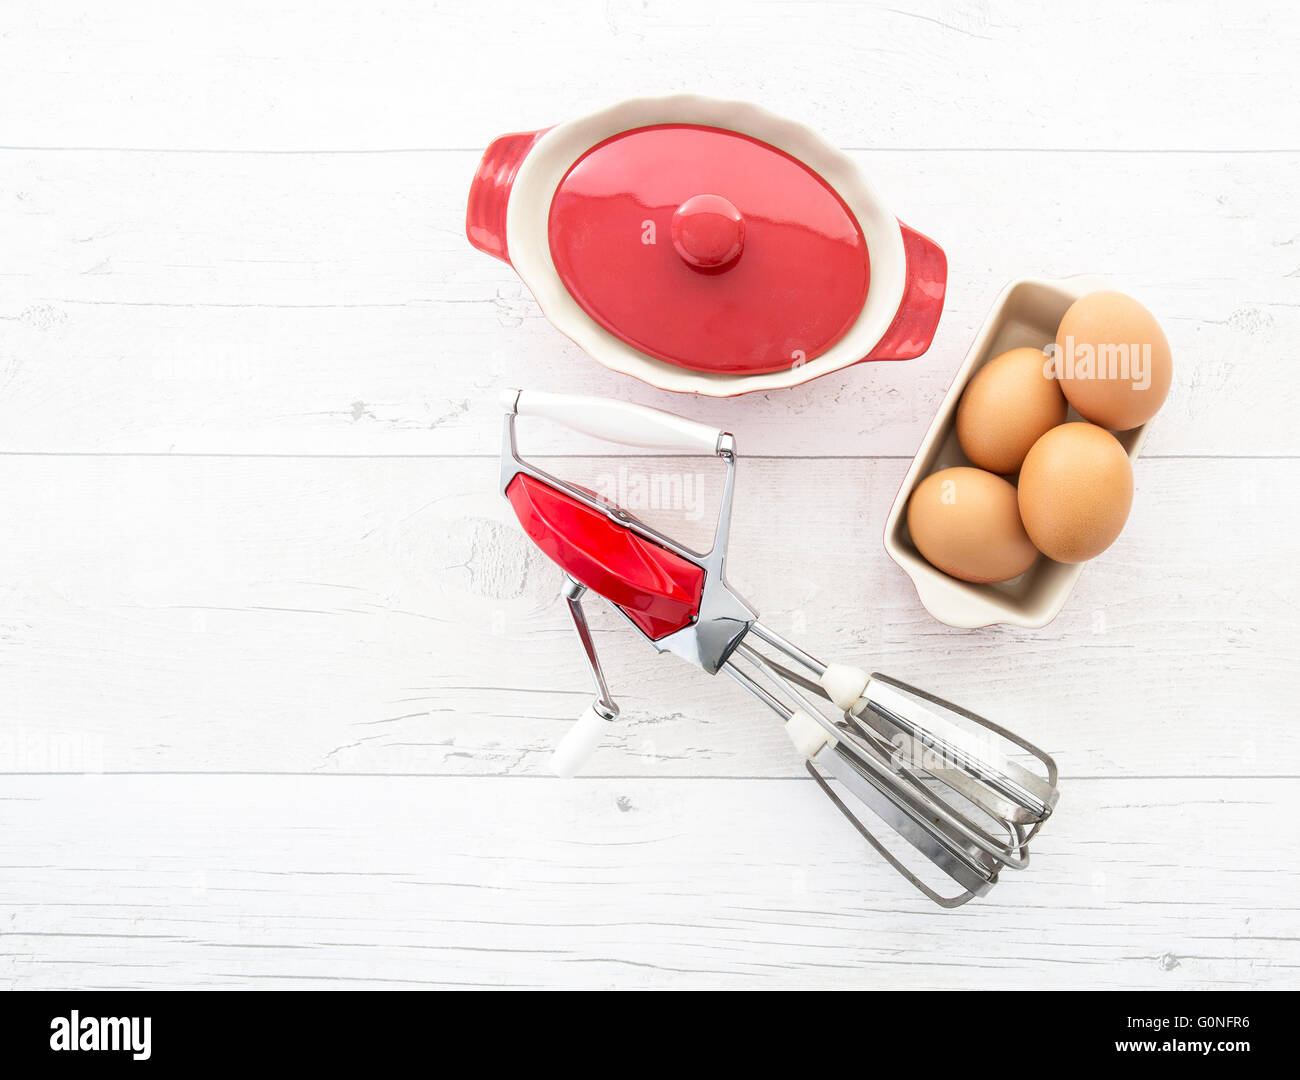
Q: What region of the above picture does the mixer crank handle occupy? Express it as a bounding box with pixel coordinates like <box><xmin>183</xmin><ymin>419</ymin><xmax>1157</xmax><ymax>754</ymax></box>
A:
<box><xmin>503</xmin><ymin>388</ymin><xmax>729</xmax><ymax>456</ymax></box>
<box><xmin>562</xmin><ymin>577</ymin><xmax>615</xmax><ymax>710</ymax></box>
<box><xmin>549</xmin><ymin>576</ymin><xmax>620</xmax><ymax>778</ymax></box>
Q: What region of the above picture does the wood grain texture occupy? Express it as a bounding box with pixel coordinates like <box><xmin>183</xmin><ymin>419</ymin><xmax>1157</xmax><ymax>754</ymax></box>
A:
<box><xmin>1</xmin><ymin>775</ymin><xmax>1295</xmax><ymax>990</ymax></box>
<box><xmin>1</xmin><ymin>1</ymin><xmax>1297</xmax><ymax>152</ymax></box>
<box><xmin>0</xmin><ymin>148</ymin><xmax>1296</xmax><ymax>455</ymax></box>
<box><xmin>1</xmin><ymin>1</ymin><xmax>1296</xmax><ymax>991</ymax></box>
<box><xmin>0</xmin><ymin>455</ymin><xmax>1294</xmax><ymax>778</ymax></box>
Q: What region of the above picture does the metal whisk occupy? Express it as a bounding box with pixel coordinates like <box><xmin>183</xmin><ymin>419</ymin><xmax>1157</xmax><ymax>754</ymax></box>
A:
<box><xmin>500</xmin><ymin>389</ymin><xmax>1059</xmax><ymax>906</ymax></box>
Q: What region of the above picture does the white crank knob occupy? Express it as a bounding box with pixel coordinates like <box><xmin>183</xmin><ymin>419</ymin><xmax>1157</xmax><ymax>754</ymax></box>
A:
<box><xmin>820</xmin><ymin>664</ymin><xmax>869</xmax><ymax>712</ymax></box>
<box><xmin>550</xmin><ymin>704</ymin><xmax>612</xmax><ymax>778</ymax></box>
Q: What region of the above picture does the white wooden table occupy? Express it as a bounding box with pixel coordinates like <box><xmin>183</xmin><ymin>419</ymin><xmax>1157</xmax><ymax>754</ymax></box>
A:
<box><xmin>2</xmin><ymin>1</ymin><xmax>1297</xmax><ymax>990</ymax></box>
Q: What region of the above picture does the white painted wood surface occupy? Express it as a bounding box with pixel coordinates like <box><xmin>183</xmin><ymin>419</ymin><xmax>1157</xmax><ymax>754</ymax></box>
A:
<box><xmin>1</xmin><ymin>1</ymin><xmax>1297</xmax><ymax>990</ymax></box>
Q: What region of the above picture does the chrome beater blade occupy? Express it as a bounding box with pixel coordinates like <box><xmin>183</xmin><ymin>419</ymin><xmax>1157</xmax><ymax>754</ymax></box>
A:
<box><xmin>722</xmin><ymin>627</ymin><xmax>1059</xmax><ymax>907</ymax></box>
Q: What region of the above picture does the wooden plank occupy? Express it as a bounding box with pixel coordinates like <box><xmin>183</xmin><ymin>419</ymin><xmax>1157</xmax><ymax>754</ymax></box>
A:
<box><xmin>1</xmin><ymin>774</ymin><xmax>1294</xmax><ymax>989</ymax></box>
<box><xmin>1</xmin><ymin>1</ymin><xmax>1296</xmax><ymax>152</ymax></box>
<box><xmin>1</xmin><ymin>147</ymin><xmax>1295</xmax><ymax>455</ymax></box>
<box><xmin>1</xmin><ymin>454</ymin><xmax>1294</xmax><ymax>777</ymax></box>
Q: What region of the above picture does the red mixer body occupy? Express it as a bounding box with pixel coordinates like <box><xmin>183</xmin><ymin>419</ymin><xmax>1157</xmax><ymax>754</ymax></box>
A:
<box><xmin>505</xmin><ymin>473</ymin><xmax>704</xmax><ymax>640</ymax></box>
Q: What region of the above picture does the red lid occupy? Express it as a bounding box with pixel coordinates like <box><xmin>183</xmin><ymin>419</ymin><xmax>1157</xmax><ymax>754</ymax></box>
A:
<box><xmin>547</xmin><ymin>125</ymin><xmax>870</xmax><ymax>376</ymax></box>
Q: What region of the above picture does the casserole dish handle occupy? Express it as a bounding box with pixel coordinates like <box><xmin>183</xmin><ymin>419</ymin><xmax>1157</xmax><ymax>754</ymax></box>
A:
<box><xmin>862</xmin><ymin>223</ymin><xmax>948</xmax><ymax>363</ymax></box>
<box><xmin>465</xmin><ymin>129</ymin><xmax>548</xmax><ymax>264</ymax></box>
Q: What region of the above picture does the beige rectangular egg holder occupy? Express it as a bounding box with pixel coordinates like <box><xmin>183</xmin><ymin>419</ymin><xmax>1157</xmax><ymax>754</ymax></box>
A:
<box><xmin>884</xmin><ymin>274</ymin><xmax>1152</xmax><ymax>629</ymax></box>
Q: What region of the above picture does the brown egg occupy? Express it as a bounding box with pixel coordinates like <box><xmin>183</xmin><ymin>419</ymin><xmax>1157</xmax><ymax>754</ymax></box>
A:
<box><xmin>957</xmin><ymin>347</ymin><xmax>1068</xmax><ymax>474</ymax></box>
<box><xmin>1053</xmin><ymin>291</ymin><xmax>1172</xmax><ymax>430</ymax></box>
<box><xmin>906</xmin><ymin>467</ymin><xmax>1040</xmax><ymax>584</ymax></box>
<box><xmin>1018</xmin><ymin>423</ymin><xmax>1133</xmax><ymax>563</ymax></box>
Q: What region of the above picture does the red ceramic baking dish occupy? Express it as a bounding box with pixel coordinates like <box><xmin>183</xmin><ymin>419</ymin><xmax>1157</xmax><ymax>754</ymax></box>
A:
<box><xmin>467</xmin><ymin>95</ymin><xmax>947</xmax><ymax>396</ymax></box>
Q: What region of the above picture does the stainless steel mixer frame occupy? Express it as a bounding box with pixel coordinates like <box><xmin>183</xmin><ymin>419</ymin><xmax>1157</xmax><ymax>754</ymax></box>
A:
<box><xmin>501</xmin><ymin>396</ymin><xmax>754</xmax><ymax>675</ymax></box>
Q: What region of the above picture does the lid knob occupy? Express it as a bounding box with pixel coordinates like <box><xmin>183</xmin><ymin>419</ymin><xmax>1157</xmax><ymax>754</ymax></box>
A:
<box><xmin>670</xmin><ymin>194</ymin><xmax>745</xmax><ymax>271</ymax></box>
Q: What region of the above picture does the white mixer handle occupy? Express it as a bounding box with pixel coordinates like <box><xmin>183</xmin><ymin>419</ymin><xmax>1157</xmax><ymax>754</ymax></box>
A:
<box><xmin>549</xmin><ymin>703</ymin><xmax>613</xmax><ymax>778</ymax></box>
<box><xmin>504</xmin><ymin>388</ymin><xmax>726</xmax><ymax>455</ymax></box>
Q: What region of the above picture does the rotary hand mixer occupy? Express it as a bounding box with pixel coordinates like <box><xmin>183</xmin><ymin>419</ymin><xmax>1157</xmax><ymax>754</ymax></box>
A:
<box><xmin>500</xmin><ymin>389</ymin><xmax>1059</xmax><ymax>906</ymax></box>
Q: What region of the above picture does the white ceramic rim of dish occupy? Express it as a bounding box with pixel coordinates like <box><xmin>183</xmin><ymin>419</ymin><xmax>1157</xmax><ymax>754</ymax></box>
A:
<box><xmin>883</xmin><ymin>273</ymin><xmax>1153</xmax><ymax>629</ymax></box>
<box><xmin>504</xmin><ymin>93</ymin><xmax>906</xmax><ymax>397</ymax></box>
